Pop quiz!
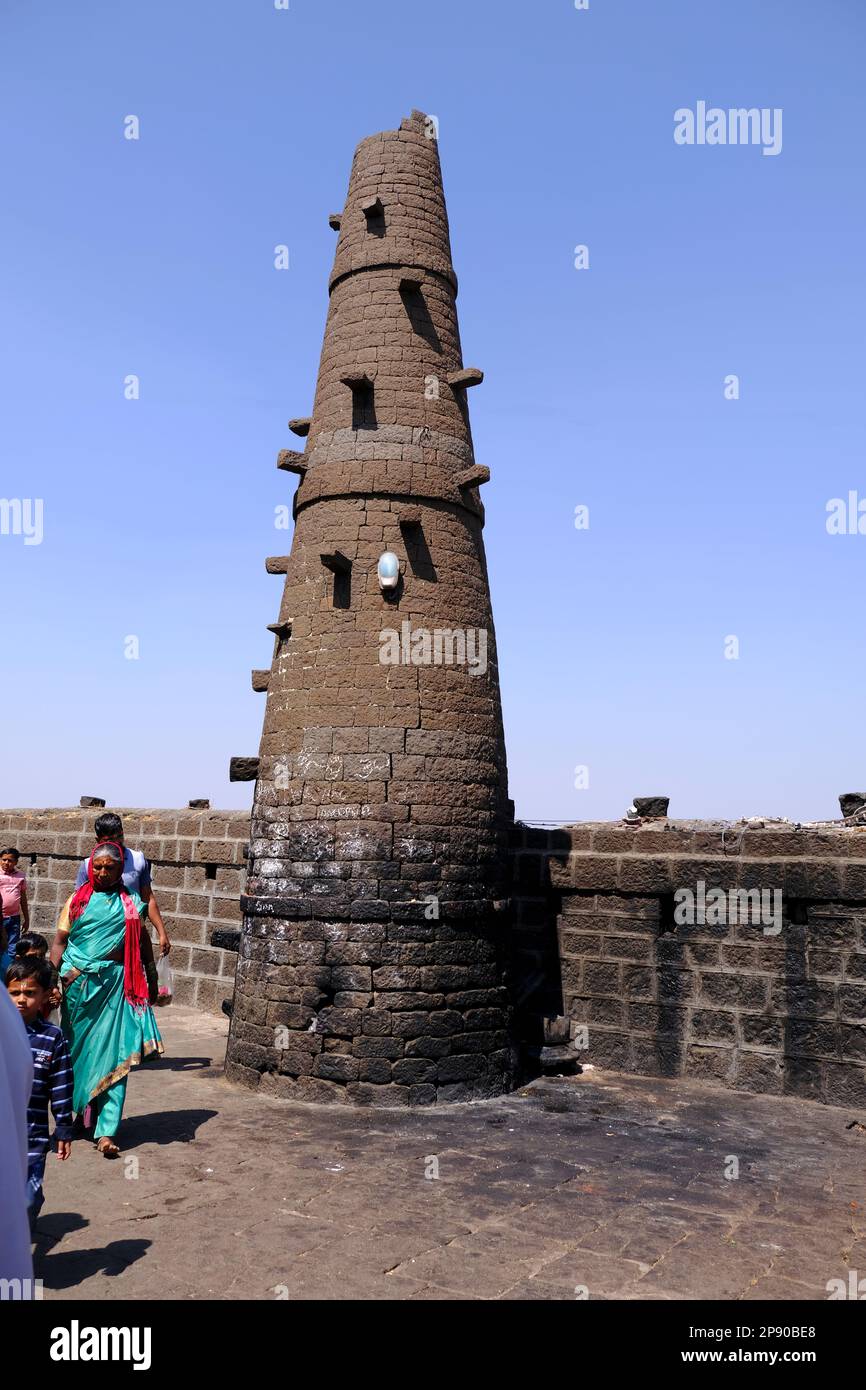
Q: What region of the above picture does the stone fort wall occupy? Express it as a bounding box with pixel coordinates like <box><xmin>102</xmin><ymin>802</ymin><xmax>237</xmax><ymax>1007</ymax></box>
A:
<box><xmin>510</xmin><ymin>820</ymin><xmax>866</xmax><ymax>1109</ymax></box>
<box><xmin>4</xmin><ymin>806</ymin><xmax>866</xmax><ymax>1108</ymax></box>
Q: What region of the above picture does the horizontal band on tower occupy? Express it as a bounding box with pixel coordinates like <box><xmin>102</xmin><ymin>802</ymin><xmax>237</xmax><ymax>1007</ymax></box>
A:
<box><xmin>328</xmin><ymin>259</ymin><xmax>457</xmax><ymax>297</ymax></box>
<box><xmin>295</xmin><ymin>484</ymin><xmax>484</xmax><ymax>522</ymax></box>
<box><xmin>239</xmin><ymin>893</ymin><xmax>505</xmax><ymax>923</ymax></box>
<box><xmin>291</xmin><ymin>423</ymin><xmax>488</xmax><ymax>518</ymax></box>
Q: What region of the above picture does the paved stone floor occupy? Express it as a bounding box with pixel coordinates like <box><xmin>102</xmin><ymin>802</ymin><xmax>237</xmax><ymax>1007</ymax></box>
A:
<box><xmin>32</xmin><ymin>1006</ymin><xmax>866</xmax><ymax>1301</ymax></box>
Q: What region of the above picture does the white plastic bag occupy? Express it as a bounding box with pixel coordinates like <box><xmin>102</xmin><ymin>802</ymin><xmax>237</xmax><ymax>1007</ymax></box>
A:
<box><xmin>156</xmin><ymin>954</ymin><xmax>173</xmax><ymax>1006</ymax></box>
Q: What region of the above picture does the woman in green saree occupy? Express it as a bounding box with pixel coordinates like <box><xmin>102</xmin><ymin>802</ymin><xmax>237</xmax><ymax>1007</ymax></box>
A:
<box><xmin>50</xmin><ymin>841</ymin><xmax>164</xmax><ymax>1157</ymax></box>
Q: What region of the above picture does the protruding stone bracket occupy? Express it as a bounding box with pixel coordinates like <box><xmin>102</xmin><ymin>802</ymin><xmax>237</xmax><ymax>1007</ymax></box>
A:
<box><xmin>229</xmin><ymin>756</ymin><xmax>259</xmax><ymax>782</ymax></box>
<box><xmin>265</xmin><ymin>555</ymin><xmax>290</xmax><ymax>574</ymax></box>
<box><xmin>288</xmin><ymin>418</ymin><xmax>311</xmax><ymax>437</ymax></box>
<box><xmin>455</xmin><ymin>464</ymin><xmax>491</xmax><ymax>490</ymax></box>
<box><xmin>398</xmin><ymin>509</ymin><xmax>422</xmax><ymax>527</ymax></box>
<box><xmin>399</xmin><ymin>275</ymin><xmax>423</xmax><ymax>293</ymax></box>
<box><xmin>277</xmin><ymin>449</ymin><xmax>308</xmax><ymax>475</ymax></box>
<box><xmin>340</xmin><ymin>371</ymin><xmax>375</xmax><ymax>389</ymax></box>
<box><xmin>328</xmin><ymin>213</ymin><xmax>342</xmax><ymax>231</ymax></box>
<box><xmin>361</xmin><ymin>195</ymin><xmax>383</xmax><ymax>220</ymax></box>
<box><xmin>251</xmin><ymin>670</ymin><xmax>271</xmax><ymax>693</ymax></box>
<box><xmin>320</xmin><ymin>551</ymin><xmax>352</xmax><ymax>574</ymax></box>
<box><xmin>448</xmin><ymin>367</ymin><xmax>484</xmax><ymax>391</ymax></box>
<box><xmin>267</xmin><ymin>620</ymin><xmax>293</xmax><ymax>640</ymax></box>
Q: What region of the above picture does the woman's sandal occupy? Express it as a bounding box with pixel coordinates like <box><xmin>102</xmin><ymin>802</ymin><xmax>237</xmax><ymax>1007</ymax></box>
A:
<box><xmin>95</xmin><ymin>1137</ymin><xmax>120</xmax><ymax>1158</ymax></box>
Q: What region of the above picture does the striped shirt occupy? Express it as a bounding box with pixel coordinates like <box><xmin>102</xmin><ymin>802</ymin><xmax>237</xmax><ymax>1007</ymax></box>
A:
<box><xmin>24</xmin><ymin>1018</ymin><xmax>74</xmax><ymax>1161</ymax></box>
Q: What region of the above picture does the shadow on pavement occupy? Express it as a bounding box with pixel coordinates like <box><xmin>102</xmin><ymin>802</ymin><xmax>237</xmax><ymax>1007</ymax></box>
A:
<box><xmin>152</xmin><ymin>1056</ymin><xmax>218</xmax><ymax>1072</ymax></box>
<box><xmin>119</xmin><ymin>1107</ymin><xmax>219</xmax><ymax>1150</ymax></box>
<box><xmin>35</xmin><ymin>1237</ymin><xmax>151</xmax><ymax>1291</ymax></box>
<box><xmin>32</xmin><ymin>1210</ymin><xmax>89</xmax><ymax>1251</ymax></box>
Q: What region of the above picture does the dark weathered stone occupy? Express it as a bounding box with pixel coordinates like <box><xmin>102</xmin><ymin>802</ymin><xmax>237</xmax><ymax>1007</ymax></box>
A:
<box><xmin>79</xmin><ymin>795</ymin><xmax>105</xmax><ymax>808</ymax></box>
<box><xmin>840</xmin><ymin>793</ymin><xmax>866</xmax><ymax>818</ymax></box>
<box><xmin>211</xmin><ymin>929</ymin><xmax>240</xmax><ymax>951</ymax></box>
<box><xmin>229</xmin><ymin>757</ymin><xmax>259</xmax><ymax>783</ymax></box>
<box><xmin>633</xmin><ymin>797</ymin><xmax>670</xmax><ymax>819</ymax></box>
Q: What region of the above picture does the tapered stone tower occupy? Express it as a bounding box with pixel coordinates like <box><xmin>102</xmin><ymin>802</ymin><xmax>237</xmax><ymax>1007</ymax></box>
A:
<box><xmin>225</xmin><ymin>111</ymin><xmax>514</xmax><ymax>1105</ymax></box>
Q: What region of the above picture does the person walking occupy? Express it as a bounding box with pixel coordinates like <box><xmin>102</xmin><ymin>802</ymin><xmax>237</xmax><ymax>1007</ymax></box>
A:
<box><xmin>51</xmin><ymin>842</ymin><xmax>163</xmax><ymax>1158</ymax></box>
<box><xmin>74</xmin><ymin>813</ymin><xmax>171</xmax><ymax>957</ymax></box>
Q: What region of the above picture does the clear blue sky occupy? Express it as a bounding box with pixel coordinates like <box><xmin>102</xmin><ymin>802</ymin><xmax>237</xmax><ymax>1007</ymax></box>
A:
<box><xmin>1</xmin><ymin>0</ymin><xmax>863</xmax><ymax>823</ymax></box>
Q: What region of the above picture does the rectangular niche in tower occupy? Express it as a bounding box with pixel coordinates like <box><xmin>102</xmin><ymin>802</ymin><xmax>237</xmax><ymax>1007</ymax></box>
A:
<box><xmin>341</xmin><ymin>373</ymin><xmax>377</xmax><ymax>430</ymax></box>
<box><xmin>321</xmin><ymin>551</ymin><xmax>352</xmax><ymax>609</ymax></box>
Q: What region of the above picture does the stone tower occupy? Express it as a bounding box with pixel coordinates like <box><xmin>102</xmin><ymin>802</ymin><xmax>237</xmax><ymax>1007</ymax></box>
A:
<box><xmin>225</xmin><ymin>111</ymin><xmax>514</xmax><ymax>1105</ymax></box>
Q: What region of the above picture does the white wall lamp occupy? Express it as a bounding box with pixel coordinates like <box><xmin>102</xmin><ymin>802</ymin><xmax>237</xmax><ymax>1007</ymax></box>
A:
<box><xmin>377</xmin><ymin>551</ymin><xmax>400</xmax><ymax>593</ymax></box>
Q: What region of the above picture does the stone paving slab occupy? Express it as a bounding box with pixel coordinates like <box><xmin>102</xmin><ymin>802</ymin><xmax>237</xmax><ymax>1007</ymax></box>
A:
<box><xmin>32</xmin><ymin>1006</ymin><xmax>866</xmax><ymax>1301</ymax></box>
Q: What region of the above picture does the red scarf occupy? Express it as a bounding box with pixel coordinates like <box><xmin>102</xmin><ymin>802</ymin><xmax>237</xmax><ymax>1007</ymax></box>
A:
<box><xmin>69</xmin><ymin>841</ymin><xmax>149</xmax><ymax>1011</ymax></box>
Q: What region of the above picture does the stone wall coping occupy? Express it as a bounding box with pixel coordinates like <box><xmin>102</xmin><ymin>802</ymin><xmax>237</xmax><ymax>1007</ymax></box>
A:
<box><xmin>512</xmin><ymin>821</ymin><xmax>866</xmax><ymax>861</ymax></box>
<box><xmin>0</xmin><ymin>808</ymin><xmax>248</xmax><ymax>868</ymax></box>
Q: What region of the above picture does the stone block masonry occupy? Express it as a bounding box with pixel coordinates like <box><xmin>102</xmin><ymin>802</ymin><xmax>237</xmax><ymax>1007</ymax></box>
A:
<box><xmin>4</xmin><ymin>805</ymin><xmax>866</xmax><ymax>1109</ymax></box>
<box><xmin>510</xmin><ymin>820</ymin><xmax>866</xmax><ymax>1109</ymax></box>
<box><xmin>223</xmin><ymin>111</ymin><xmax>514</xmax><ymax>1106</ymax></box>
<box><xmin>0</xmin><ymin>807</ymin><xmax>247</xmax><ymax>1014</ymax></box>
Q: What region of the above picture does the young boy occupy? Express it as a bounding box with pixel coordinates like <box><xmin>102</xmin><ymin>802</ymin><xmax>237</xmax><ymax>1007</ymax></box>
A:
<box><xmin>5</xmin><ymin>959</ymin><xmax>73</xmax><ymax>1233</ymax></box>
<box><xmin>15</xmin><ymin>933</ymin><xmax>62</xmax><ymax>1020</ymax></box>
<box><xmin>15</xmin><ymin>931</ymin><xmax>49</xmax><ymax>959</ymax></box>
<box><xmin>1</xmin><ymin>848</ymin><xmax>30</xmax><ymax>971</ymax></box>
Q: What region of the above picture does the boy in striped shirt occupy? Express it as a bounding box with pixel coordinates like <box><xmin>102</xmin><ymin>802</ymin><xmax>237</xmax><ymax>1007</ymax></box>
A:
<box><xmin>5</xmin><ymin>958</ymin><xmax>73</xmax><ymax>1233</ymax></box>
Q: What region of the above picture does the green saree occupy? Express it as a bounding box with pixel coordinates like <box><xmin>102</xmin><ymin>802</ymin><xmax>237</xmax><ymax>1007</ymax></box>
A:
<box><xmin>60</xmin><ymin>888</ymin><xmax>163</xmax><ymax>1115</ymax></box>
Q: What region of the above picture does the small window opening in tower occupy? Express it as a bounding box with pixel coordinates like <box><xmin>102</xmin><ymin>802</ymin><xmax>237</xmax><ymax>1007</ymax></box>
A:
<box><xmin>658</xmin><ymin>892</ymin><xmax>676</xmax><ymax>935</ymax></box>
<box><xmin>321</xmin><ymin>552</ymin><xmax>352</xmax><ymax>610</ymax></box>
<box><xmin>205</xmin><ymin>863</ymin><xmax>217</xmax><ymax>881</ymax></box>
<box><xmin>333</xmin><ymin>568</ymin><xmax>351</xmax><ymax>609</ymax></box>
<box><xmin>350</xmin><ymin>380</ymin><xmax>376</xmax><ymax>430</ymax></box>
<box><xmin>361</xmin><ymin>195</ymin><xmax>385</xmax><ymax>236</ymax></box>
